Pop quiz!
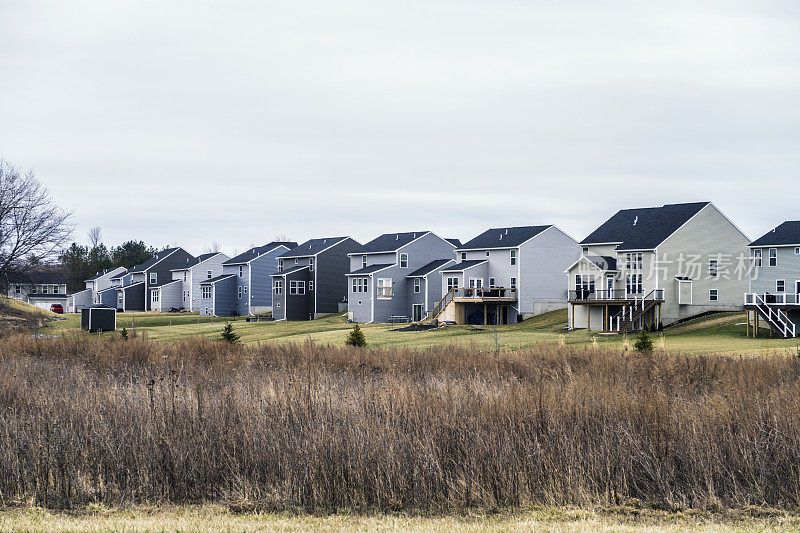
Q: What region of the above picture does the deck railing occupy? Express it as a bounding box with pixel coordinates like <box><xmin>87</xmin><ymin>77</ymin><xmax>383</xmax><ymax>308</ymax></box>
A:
<box><xmin>454</xmin><ymin>287</ymin><xmax>517</xmax><ymax>300</ymax></box>
<box><xmin>745</xmin><ymin>293</ymin><xmax>800</xmax><ymax>306</ymax></box>
<box><xmin>569</xmin><ymin>289</ymin><xmax>665</xmax><ymax>301</ymax></box>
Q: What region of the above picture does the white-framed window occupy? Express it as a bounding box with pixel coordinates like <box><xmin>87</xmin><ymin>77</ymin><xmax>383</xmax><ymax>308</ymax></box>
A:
<box><xmin>278</xmin><ymin>259</ymin><xmax>283</xmax><ymax>271</ymax></box>
<box><xmin>309</xmin><ymin>281</ymin><xmax>314</xmax><ymax>291</ymax></box>
<box><xmin>461</xmin><ymin>252</ymin><xmax>467</xmax><ymax>260</ymax></box>
<box><xmin>468</xmin><ymin>277</ymin><xmax>483</xmax><ymax>288</ymax></box>
<box><xmin>377</xmin><ymin>278</ymin><xmax>392</xmax><ymax>298</ymax></box>
<box><xmin>708</xmin><ymin>259</ymin><xmax>718</xmax><ymax>278</ymax></box>
<box><xmin>352</xmin><ymin>277</ymin><xmax>368</xmax><ymax>293</ymax></box>
<box><xmin>238</xmin><ymin>266</ymin><xmax>243</xmax><ymax>277</ymax></box>
<box><xmin>183</xmin><ymin>290</ymin><xmax>187</xmax><ymax>302</ymax></box>
<box><xmin>295</xmin><ymin>258</ymin><xmax>299</xmax><ymax>265</ymax></box>
<box><xmin>796</xmin><ymin>248</ymin><xmax>800</xmax><ymax>255</ymax></box>
<box><xmin>399</xmin><ymin>253</ymin><xmax>408</xmax><ymax>268</ymax></box>
<box><xmin>274</xmin><ymin>279</ymin><xmax>283</xmax><ymax>294</ymax></box>
<box><xmin>152</xmin><ymin>290</ymin><xmax>160</xmax><ymax>302</ymax></box>
<box><xmin>289</xmin><ymin>280</ymin><xmax>305</xmax><ymax>295</ymax></box>
<box><xmin>289</xmin><ymin>280</ymin><xmax>298</xmax><ymax>295</ymax></box>
<box><xmin>777</xmin><ymin>280</ymin><xmax>785</xmax><ymax>293</ymax></box>
<box><xmin>769</xmin><ymin>248</ymin><xmax>777</xmax><ymax>267</ymax></box>
<box><xmin>184</xmin><ymin>272</ymin><xmax>188</xmax><ymax>282</ymax></box>
<box><xmin>297</xmin><ymin>281</ymin><xmax>305</xmax><ymax>295</ymax></box>
<box><xmin>510</xmin><ymin>250</ymin><xmax>516</xmax><ymax>266</ymax></box>
<box><xmin>202</xmin><ymin>286</ymin><xmax>212</xmax><ymax>299</ymax></box>
<box><xmin>581</xmin><ymin>246</ymin><xmax>589</xmax><ymax>254</ymax></box>
<box><xmin>205</xmin><ymin>307</ymin><xmax>209</xmax><ymax>315</ymax></box>
<box><xmin>149</xmin><ymin>272</ymin><xmax>157</xmax><ymax>284</ymax></box>
<box><xmin>413</xmin><ymin>278</ymin><xmax>421</xmax><ymax>293</ymax></box>
<box><xmin>626</xmin><ymin>273</ymin><xmax>643</xmax><ymax>295</ymax></box>
<box><xmin>489</xmin><ymin>277</ymin><xmax>496</xmax><ymax>287</ymax></box>
<box><xmin>510</xmin><ymin>277</ymin><xmax>516</xmax><ymax>289</ymax></box>
<box><xmin>14</xmin><ymin>285</ymin><xmax>20</xmax><ymax>294</ymax></box>
<box><xmin>485</xmin><ymin>251</ymin><xmax>490</xmax><ymax>257</ymax></box>
<box><xmin>625</xmin><ymin>252</ymin><xmax>643</xmax><ymax>270</ymax></box>
<box><xmin>53</xmin><ymin>285</ymin><xmax>59</xmax><ymax>293</ymax></box>
<box><xmin>362</xmin><ymin>255</ymin><xmax>367</xmax><ymax>268</ymax></box>
<box><xmin>238</xmin><ymin>286</ymin><xmax>242</xmax><ymax>299</ymax></box>
<box><xmin>752</xmin><ymin>249</ymin><xmax>762</xmax><ymax>268</ymax></box>
<box><xmin>709</xmin><ymin>289</ymin><xmax>718</xmax><ymax>301</ymax></box>
<box><xmin>42</xmin><ymin>285</ymin><xmax>48</xmax><ymax>294</ymax></box>
<box><xmin>206</xmin><ymin>270</ymin><xmax>212</xmax><ymax>279</ymax></box>
<box><xmin>309</xmin><ymin>258</ymin><xmax>314</xmax><ymax>271</ymax></box>
<box><xmin>447</xmin><ymin>277</ymin><xmax>459</xmax><ymax>291</ymax></box>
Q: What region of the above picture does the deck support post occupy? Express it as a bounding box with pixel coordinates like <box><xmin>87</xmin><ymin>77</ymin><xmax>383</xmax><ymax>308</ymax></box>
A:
<box><xmin>571</xmin><ymin>304</ymin><xmax>575</xmax><ymax>330</ymax></box>
<box><xmin>587</xmin><ymin>305</ymin><xmax>591</xmax><ymax>331</ymax></box>
<box><xmin>483</xmin><ymin>303</ymin><xmax>487</xmax><ymax>326</ymax></box>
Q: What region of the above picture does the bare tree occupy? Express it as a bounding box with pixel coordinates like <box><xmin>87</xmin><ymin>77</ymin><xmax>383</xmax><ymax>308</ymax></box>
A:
<box><xmin>204</xmin><ymin>241</ymin><xmax>221</xmax><ymax>254</ymax></box>
<box><xmin>87</xmin><ymin>226</ymin><xmax>102</xmax><ymax>248</ymax></box>
<box><xmin>273</xmin><ymin>234</ymin><xmax>290</xmax><ymax>242</ymax></box>
<box><xmin>0</xmin><ymin>160</ymin><xmax>72</xmax><ymax>282</ymax></box>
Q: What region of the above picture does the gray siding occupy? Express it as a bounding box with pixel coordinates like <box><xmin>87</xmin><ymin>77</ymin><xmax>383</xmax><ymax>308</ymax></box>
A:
<box><xmin>143</xmin><ymin>248</ymin><xmax>195</xmax><ymax>311</ymax></box>
<box><xmin>315</xmin><ymin>238</ymin><xmax>361</xmax><ymax>316</ymax></box>
<box><xmin>518</xmin><ymin>226</ymin><xmax>578</xmax><ymax>315</ymax></box>
<box><xmin>209</xmin><ymin>276</ymin><xmax>237</xmax><ymax>316</ymax></box>
<box><xmin>190</xmin><ymin>253</ymin><xmax>229</xmax><ymax>311</ymax></box>
<box><xmin>750</xmin><ymin>246</ymin><xmax>800</xmax><ymax>296</ymax></box>
<box><xmin>69</xmin><ymin>289</ymin><xmax>92</xmax><ymax>312</ymax></box>
<box><xmin>98</xmin><ymin>288</ymin><xmax>117</xmax><ymax>307</ymax></box>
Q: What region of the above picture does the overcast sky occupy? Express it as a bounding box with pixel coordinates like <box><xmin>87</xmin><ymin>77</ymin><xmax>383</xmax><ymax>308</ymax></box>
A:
<box><xmin>1</xmin><ymin>1</ymin><xmax>798</xmax><ymax>255</ymax></box>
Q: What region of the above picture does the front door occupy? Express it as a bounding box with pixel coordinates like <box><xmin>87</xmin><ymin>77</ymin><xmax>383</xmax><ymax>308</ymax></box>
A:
<box><xmin>412</xmin><ymin>304</ymin><xmax>423</xmax><ymax>322</ymax></box>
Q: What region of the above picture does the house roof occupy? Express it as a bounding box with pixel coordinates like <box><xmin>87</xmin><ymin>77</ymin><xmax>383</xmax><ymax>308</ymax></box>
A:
<box><xmin>199</xmin><ymin>274</ymin><xmax>236</xmax><ymax>285</ymax></box>
<box><xmin>223</xmin><ymin>242</ymin><xmax>297</xmax><ymax>265</ymax></box>
<box><xmin>170</xmin><ymin>253</ymin><xmax>219</xmax><ymax>271</ymax></box>
<box><xmin>98</xmin><ymin>286</ymin><xmax>118</xmax><ymax>294</ymax></box>
<box><xmin>109</xmin><ymin>269</ymin><xmax>129</xmax><ymax>279</ymax></box>
<box><xmin>749</xmin><ymin>221</ymin><xmax>800</xmax><ymax>247</ymax></box>
<box><xmin>565</xmin><ymin>255</ymin><xmax>618</xmax><ymax>273</ymax></box>
<box><xmin>346</xmin><ymin>264</ymin><xmax>394</xmax><ymax>276</ymax></box>
<box><xmin>352</xmin><ymin>232</ymin><xmax>432</xmax><ymax>254</ymax></box>
<box><xmin>85</xmin><ymin>267</ymin><xmax>125</xmax><ymax>281</ymax></box>
<box><xmin>440</xmin><ymin>260</ymin><xmax>488</xmax><ymax>272</ymax></box>
<box><xmin>7</xmin><ymin>268</ymin><xmax>66</xmax><ymax>285</ymax></box>
<box><xmin>406</xmin><ymin>259</ymin><xmax>455</xmax><ymax>278</ymax></box>
<box><xmin>446</xmin><ymin>238</ymin><xmax>462</xmax><ymax>247</ymax></box>
<box><xmin>27</xmin><ymin>293</ymin><xmax>68</xmax><ymax>299</ymax></box>
<box><xmin>457</xmin><ymin>226</ymin><xmax>552</xmax><ymax>250</ymax></box>
<box><xmin>580</xmin><ymin>202</ymin><xmax>710</xmax><ymax>250</ymax></box>
<box><xmin>149</xmin><ymin>279</ymin><xmax>181</xmax><ymax>288</ymax></box>
<box><xmin>270</xmin><ymin>265</ymin><xmax>311</xmax><ymax>277</ymax></box>
<box><xmin>127</xmin><ymin>247</ymin><xmax>182</xmax><ymax>273</ymax></box>
<box><xmin>278</xmin><ymin>237</ymin><xmax>349</xmax><ymax>259</ymax></box>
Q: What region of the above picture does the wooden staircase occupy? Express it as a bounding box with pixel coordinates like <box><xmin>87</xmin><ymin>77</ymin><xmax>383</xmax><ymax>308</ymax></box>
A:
<box><xmin>610</xmin><ymin>290</ymin><xmax>664</xmax><ymax>332</ymax></box>
<box><xmin>427</xmin><ymin>288</ymin><xmax>456</xmax><ymax>322</ymax></box>
<box><xmin>747</xmin><ymin>293</ymin><xmax>797</xmax><ymax>339</ymax></box>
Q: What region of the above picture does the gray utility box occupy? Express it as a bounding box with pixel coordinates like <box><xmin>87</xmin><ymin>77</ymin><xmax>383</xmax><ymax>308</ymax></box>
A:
<box><xmin>81</xmin><ymin>305</ymin><xmax>116</xmax><ymax>332</ymax></box>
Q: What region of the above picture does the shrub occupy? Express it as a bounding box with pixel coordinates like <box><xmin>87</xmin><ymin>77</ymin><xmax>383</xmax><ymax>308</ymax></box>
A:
<box><xmin>220</xmin><ymin>322</ymin><xmax>239</xmax><ymax>344</ymax></box>
<box><xmin>120</xmin><ymin>327</ymin><xmax>128</xmax><ymax>340</ymax></box>
<box><xmin>345</xmin><ymin>324</ymin><xmax>366</xmax><ymax>347</ymax></box>
<box><xmin>634</xmin><ymin>330</ymin><xmax>653</xmax><ymax>352</ymax></box>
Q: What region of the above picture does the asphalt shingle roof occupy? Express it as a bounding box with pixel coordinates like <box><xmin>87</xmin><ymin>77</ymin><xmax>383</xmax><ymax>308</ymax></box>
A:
<box><xmin>270</xmin><ymin>265</ymin><xmax>310</xmax><ymax>277</ymax></box>
<box><xmin>458</xmin><ymin>226</ymin><xmax>552</xmax><ymax>250</ymax></box>
<box><xmin>580</xmin><ymin>202</ymin><xmax>710</xmax><ymax>250</ymax></box>
<box><xmin>586</xmin><ymin>255</ymin><xmax>618</xmax><ymax>271</ymax></box>
<box><xmin>110</xmin><ymin>270</ymin><xmax>129</xmax><ymax>279</ymax></box>
<box><xmin>199</xmin><ymin>274</ymin><xmax>236</xmax><ymax>284</ymax></box>
<box><xmin>346</xmin><ymin>264</ymin><xmax>394</xmax><ymax>276</ymax></box>
<box><xmin>7</xmin><ymin>268</ymin><xmax>66</xmax><ymax>285</ymax></box>
<box><xmin>440</xmin><ymin>260</ymin><xmax>488</xmax><ymax>272</ymax></box>
<box><xmin>750</xmin><ymin>221</ymin><xmax>800</xmax><ymax>247</ymax></box>
<box><xmin>171</xmin><ymin>253</ymin><xmax>219</xmax><ymax>270</ymax></box>
<box><xmin>85</xmin><ymin>267</ymin><xmax>125</xmax><ymax>281</ymax></box>
<box><xmin>128</xmin><ymin>248</ymin><xmax>181</xmax><ymax>273</ymax></box>
<box><xmin>224</xmin><ymin>242</ymin><xmax>297</xmax><ymax>265</ymax></box>
<box><xmin>279</xmin><ymin>237</ymin><xmax>348</xmax><ymax>258</ymax></box>
<box><xmin>149</xmin><ymin>279</ymin><xmax>181</xmax><ymax>288</ymax></box>
<box><xmin>445</xmin><ymin>238</ymin><xmax>462</xmax><ymax>248</ymax></box>
<box><xmin>355</xmin><ymin>232</ymin><xmax>431</xmax><ymax>254</ymax></box>
<box><xmin>406</xmin><ymin>259</ymin><xmax>455</xmax><ymax>277</ymax></box>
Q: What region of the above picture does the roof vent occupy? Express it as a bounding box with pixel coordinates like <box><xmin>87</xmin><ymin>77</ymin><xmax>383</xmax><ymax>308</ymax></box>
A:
<box><xmin>505</xmin><ymin>229</ymin><xmax>509</xmax><ymax>234</ymax></box>
<box><xmin>633</xmin><ymin>216</ymin><xmax>638</xmax><ymax>226</ymax></box>
<box><xmin>499</xmin><ymin>233</ymin><xmax>503</xmax><ymax>240</ymax></box>
<box><xmin>396</xmin><ymin>234</ymin><xmax>399</xmax><ymax>240</ymax></box>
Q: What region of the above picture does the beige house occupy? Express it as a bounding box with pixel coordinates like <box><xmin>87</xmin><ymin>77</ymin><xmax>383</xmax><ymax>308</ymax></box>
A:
<box><xmin>566</xmin><ymin>202</ymin><xmax>750</xmax><ymax>332</ymax></box>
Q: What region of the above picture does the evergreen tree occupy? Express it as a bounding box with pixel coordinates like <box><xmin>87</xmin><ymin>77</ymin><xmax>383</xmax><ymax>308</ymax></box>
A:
<box><xmin>120</xmin><ymin>327</ymin><xmax>128</xmax><ymax>341</ymax></box>
<box><xmin>634</xmin><ymin>330</ymin><xmax>654</xmax><ymax>353</ymax></box>
<box><xmin>221</xmin><ymin>322</ymin><xmax>240</xmax><ymax>344</ymax></box>
<box><xmin>111</xmin><ymin>240</ymin><xmax>157</xmax><ymax>269</ymax></box>
<box><xmin>346</xmin><ymin>324</ymin><xmax>367</xmax><ymax>347</ymax></box>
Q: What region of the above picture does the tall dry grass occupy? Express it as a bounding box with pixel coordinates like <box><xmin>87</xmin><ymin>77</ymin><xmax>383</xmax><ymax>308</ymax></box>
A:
<box><xmin>1</xmin><ymin>334</ymin><xmax>799</xmax><ymax>511</ymax></box>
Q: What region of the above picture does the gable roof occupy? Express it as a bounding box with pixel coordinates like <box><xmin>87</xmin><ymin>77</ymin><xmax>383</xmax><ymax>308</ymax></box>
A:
<box><xmin>406</xmin><ymin>259</ymin><xmax>455</xmax><ymax>278</ymax></box>
<box><xmin>269</xmin><ymin>265</ymin><xmax>310</xmax><ymax>277</ymax></box>
<box><xmin>346</xmin><ymin>264</ymin><xmax>394</xmax><ymax>276</ymax></box>
<box><xmin>85</xmin><ymin>266</ymin><xmax>126</xmax><ymax>281</ymax></box>
<box><xmin>457</xmin><ymin>226</ymin><xmax>552</xmax><ymax>250</ymax></box>
<box><xmin>446</xmin><ymin>238</ymin><xmax>462</xmax><ymax>248</ymax></box>
<box><xmin>224</xmin><ymin>242</ymin><xmax>297</xmax><ymax>265</ymax></box>
<box><xmin>278</xmin><ymin>237</ymin><xmax>349</xmax><ymax>259</ymax></box>
<box><xmin>352</xmin><ymin>232</ymin><xmax>432</xmax><ymax>254</ymax></box>
<box><xmin>440</xmin><ymin>260</ymin><xmax>488</xmax><ymax>272</ymax></box>
<box><xmin>7</xmin><ymin>267</ymin><xmax>66</xmax><ymax>285</ymax></box>
<box><xmin>127</xmin><ymin>247</ymin><xmax>182</xmax><ymax>273</ymax></box>
<box><xmin>749</xmin><ymin>221</ymin><xmax>800</xmax><ymax>247</ymax></box>
<box><xmin>149</xmin><ymin>279</ymin><xmax>181</xmax><ymax>288</ymax></box>
<box><xmin>170</xmin><ymin>252</ymin><xmax>219</xmax><ymax>271</ymax></box>
<box><xmin>199</xmin><ymin>274</ymin><xmax>236</xmax><ymax>284</ymax></box>
<box><xmin>109</xmin><ymin>269</ymin><xmax>129</xmax><ymax>279</ymax></box>
<box><xmin>565</xmin><ymin>255</ymin><xmax>618</xmax><ymax>273</ymax></box>
<box><xmin>580</xmin><ymin>202</ymin><xmax>710</xmax><ymax>250</ymax></box>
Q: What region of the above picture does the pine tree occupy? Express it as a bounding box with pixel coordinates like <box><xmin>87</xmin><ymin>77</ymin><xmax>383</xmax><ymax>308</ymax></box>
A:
<box><xmin>120</xmin><ymin>327</ymin><xmax>128</xmax><ymax>341</ymax></box>
<box><xmin>346</xmin><ymin>324</ymin><xmax>367</xmax><ymax>347</ymax></box>
<box><xmin>634</xmin><ymin>329</ymin><xmax>653</xmax><ymax>353</ymax></box>
<box><xmin>221</xmin><ymin>322</ymin><xmax>240</xmax><ymax>344</ymax></box>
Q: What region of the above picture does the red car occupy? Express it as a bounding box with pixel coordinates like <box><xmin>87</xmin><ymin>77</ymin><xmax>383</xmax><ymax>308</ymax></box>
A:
<box><xmin>50</xmin><ymin>303</ymin><xmax>64</xmax><ymax>314</ymax></box>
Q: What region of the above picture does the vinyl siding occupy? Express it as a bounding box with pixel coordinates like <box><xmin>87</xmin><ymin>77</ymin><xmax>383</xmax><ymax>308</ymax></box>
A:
<box><xmin>749</xmin><ymin>246</ymin><xmax>800</xmax><ymax>296</ymax></box>
<box><xmin>518</xmin><ymin>226</ymin><xmax>578</xmax><ymax>315</ymax></box>
<box><xmin>315</xmin><ymin>238</ymin><xmax>361</xmax><ymax>316</ymax></box>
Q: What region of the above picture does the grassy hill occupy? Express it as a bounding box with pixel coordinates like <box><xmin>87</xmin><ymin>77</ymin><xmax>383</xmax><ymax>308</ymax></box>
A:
<box><xmin>0</xmin><ymin>296</ymin><xmax>58</xmax><ymax>334</ymax></box>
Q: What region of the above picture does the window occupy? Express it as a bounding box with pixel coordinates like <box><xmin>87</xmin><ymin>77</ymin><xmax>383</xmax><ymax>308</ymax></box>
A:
<box><xmin>582</xmin><ymin>246</ymin><xmax>589</xmax><ymax>254</ymax></box>
<box><xmin>413</xmin><ymin>278</ymin><xmax>421</xmax><ymax>293</ymax></box>
<box><xmin>202</xmin><ymin>286</ymin><xmax>212</xmax><ymax>299</ymax></box>
<box><xmin>769</xmin><ymin>248</ymin><xmax>777</xmax><ymax>267</ymax></box>
<box><xmin>362</xmin><ymin>255</ymin><xmax>367</xmax><ymax>268</ymax></box>
<box><xmin>274</xmin><ymin>280</ymin><xmax>283</xmax><ymax>294</ymax></box>
<box><xmin>14</xmin><ymin>285</ymin><xmax>19</xmax><ymax>294</ymax></box>
<box><xmin>295</xmin><ymin>258</ymin><xmax>299</xmax><ymax>265</ymax></box>
<box><xmin>238</xmin><ymin>286</ymin><xmax>242</xmax><ymax>299</ymax></box>
<box><xmin>352</xmin><ymin>278</ymin><xmax>368</xmax><ymax>293</ymax></box>
<box><xmin>461</xmin><ymin>252</ymin><xmax>467</xmax><ymax>260</ymax></box>
<box><xmin>206</xmin><ymin>270</ymin><xmax>212</xmax><ymax>279</ymax></box>
<box><xmin>399</xmin><ymin>253</ymin><xmax>408</xmax><ymax>268</ymax></box>
<box><xmin>278</xmin><ymin>259</ymin><xmax>283</xmax><ymax>271</ymax></box>
<box><xmin>576</xmin><ymin>274</ymin><xmax>595</xmax><ymax>294</ymax></box>
<box><xmin>205</xmin><ymin>307</ymin><xmax>209</xmax><ymax>315</ymax></box>
<box><xmin>42</xmin><ymin>285</ymin><xmax>48</xmax><ymax>294</ymax></box>
<box><xmin>489</xmin><ymin>277</ymin><xmax>496</xmax><ymax>287</ymax></box>
<box><xmin>708</xmin><ymin>259</ymin><xmax>718</xmax><ymax>278</ymax></box>
<box><xmin>510</xmin><ymin>250</ymin><xmax>516</xmax><ymax>266</ymax></box>
<box><xmin>152</xmin><ymin>290</ymin><xmax>159</xmax><ymax>303</ymax></box>
<box><xmin>276</xmin><ymin>302</ymin><xmax>281</xmax><ymax>308</ymax></box>
<box><xmin>485</xmin><ymin>251</ymin><xmax>490</xmax><ymax>257</ymax></box>
<box><xmin>149</xmin><ymin>272</ymin><xmax>157</xmax><ymax>284</ymax></box>
<box><xmin>377</xmin><ymin>278</ymin><xmax>393</xmax><ymax>298</ymax></box>
<box><xmin>625</xmin><ymin>252</ymin><xmax>643</xmax><ymax>270</ymax></box>
<box><xmin>309</xmin><ymin>281</ymin><xmax>314</xmax><ymax>291</ymax></box>
<box><xmin>777</xmin><ymin>280</ymin><xmax>786</xmax><ymax>293</ymax></box>
<box><xmin>752</xmin><ymin>249</ymin><xmax>762</xmax><ymax>268</ymax></box>
<box><xmin>183</xmin><ymin>272</ymin><xmax>188</xmax><ymax>282</ymax></box>
<box><xmin>709</xmin><ymin>289</ymin><xmax>718</xmax><ymax>302</ymax></box>
<box><xmin>510</xmin><ymin>277</ymin><xmax>516</xmax><ymax>289</ymax></box>
<box><xmin>238</xmin><ymin>266</ymin><xmax>243</xmax><ymax>277</ymax></box>
<box><xmin>290</xmin><ymin>281</ymin><xmax>305</xmax><ymax>295</ymax></box>
<box><xmin>297</xmin><ymin>281</ymin><xmax>305</xmax><ymax>295</ymax></box>
<box><xmin>309</xmin><ymin>258</ymin><xmax>314</xmax><ymax>271</ymax></box>
<box><xmin>183</xmin><ymin>290</ymin><xmax>187</xmax><ymax>302</ymax></box>
<box><xmin>626</xmin><ymin>273</ymin><xmax>643</xmax><ymax>295</ymax></box>
<box><xmin>447</xmin><ymin>277</ymin><xmax>459</xmax><ymax>291</ymax></box>
<box><xmin>796</xmin><ymin>248</ymin><xmax>800</xmax><ymax>255</ymax></box>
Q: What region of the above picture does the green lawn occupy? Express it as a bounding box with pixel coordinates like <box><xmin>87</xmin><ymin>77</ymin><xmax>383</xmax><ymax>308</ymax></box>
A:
<box><xmin>42</xmin><ymin>308</ymin><xmax>800</xmax><ymax>355</ymax></box>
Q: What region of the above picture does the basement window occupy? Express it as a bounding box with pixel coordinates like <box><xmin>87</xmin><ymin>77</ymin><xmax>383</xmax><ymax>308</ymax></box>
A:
<box><xmin>709</xmin><ymin>289</ymin><xmax>718</xmax><ymax>302</ymax></box>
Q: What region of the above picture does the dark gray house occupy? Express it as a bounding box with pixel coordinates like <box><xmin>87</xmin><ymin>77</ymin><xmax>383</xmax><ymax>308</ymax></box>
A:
<box><xmin>346</xmin><ymin>231</ymin><xmax>458</xmax><ymax>323</ymax></box>
<box><xmin>112</xmin><ymin>247</ymin><xmax>195</xmax><ymax>312</ymax></box>
<box><xmin>271</xmin><ymin>236</ymin><xmax>361</xmax><ymax>321</ymax></box>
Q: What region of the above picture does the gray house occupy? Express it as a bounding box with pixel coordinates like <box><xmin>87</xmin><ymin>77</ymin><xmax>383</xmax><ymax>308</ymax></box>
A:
<box><xmin>169</xmin><ymin>252</ymin><xmax>229</xmax><ymax>312</ymax></box>
<box><xmin>567</xmin><ymin>202</ymin><xmax>749</xmax><ymax>332</ymax></box>
<box><xmin>745</xmin><ymin>221</ymin><xmax>800</xmax><ymax>338</ymax></box>
<box><xmin>213</xmin><ymin>241</ymin><xmax>297</xmax><ymax>316</ymax></box>
<box><xmin>68</xmin><ymin>266</ymin><xmax>127</xmax><ymax>312</ymax></box>
<box><xmin>112</xmin><ymin>247</ymin><xmax>195</xmax><ymax>312</ymax></box>
<box><xmin>271</xmin><ymin>237</ymin><xmax>361</xmax><ymax>321</ymax></box>
<box><xmin>346</xmin><ymin>231</ymin><xmax>458</xmax><ymax>323</ymax></box>
<box><xmin>6</xmin><ymin>268</ymin><xmax>68</xmax><ymax>311</ymax></box>
<box><xmin>434</xmin><ymin>225</ymin><xmax>578</xmax><ymax>325</ymax></box>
